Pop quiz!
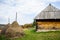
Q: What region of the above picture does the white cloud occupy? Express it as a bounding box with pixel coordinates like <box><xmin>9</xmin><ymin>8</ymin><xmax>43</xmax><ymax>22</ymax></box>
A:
<box><xmin>0</xmin><ymin>0</ymin><xmax>60</xmax><ymax>25</ymax></box>
<box><xmin>47</xmin><ymin>0</ymin><xmax>60</xmax><ymax>2</ymax></box>
<box><xmin>16</xmin><ymin>0</ymin><xmax>45</xmax><ymax>13</ymax></box>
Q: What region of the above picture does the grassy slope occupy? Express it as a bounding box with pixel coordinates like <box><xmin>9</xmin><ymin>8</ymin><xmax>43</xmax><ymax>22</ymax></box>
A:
<box><xmin>15</xmin><ymin>29</ymin><xmax>60</xmax><ymax>40</ymax></box>
<box><xmin>0</xmin><ymin>29</ymin><xmax>60</xmax><ymax>40</ymax></box>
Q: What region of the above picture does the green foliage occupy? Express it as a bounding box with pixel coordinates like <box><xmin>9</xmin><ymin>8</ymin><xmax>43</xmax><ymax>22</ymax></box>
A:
<box><xmin>23</xmin><ymin>24</ymin><xmax>33</xmax><ymax>28</ymax></box>
<box><xmin>0</xmin><ymin>35</ymin><xmax>10</xmax><ymax>40</ymax></box>
<box><xmin>23</xmin><ymin>20</ymin><xmax>36</xmax><ymax>28</ymax></box>
<box><xmin>32</xmin><ymin>20</ymin><xmax>36</xmax><ymax>27</ymax></box>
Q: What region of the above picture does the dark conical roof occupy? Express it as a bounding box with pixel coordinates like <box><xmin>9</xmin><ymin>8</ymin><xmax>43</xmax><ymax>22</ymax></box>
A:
<box><xmin>35</xmin><ymin>4</ymin><xmax>60</xmax><ymax>19</ymax></box>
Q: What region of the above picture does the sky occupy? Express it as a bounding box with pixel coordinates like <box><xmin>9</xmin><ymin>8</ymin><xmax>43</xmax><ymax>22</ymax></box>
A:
<box><xmin>0</xmin><ymin>0</ymin><xmax>60</xmax><ymax>25</ymax></box>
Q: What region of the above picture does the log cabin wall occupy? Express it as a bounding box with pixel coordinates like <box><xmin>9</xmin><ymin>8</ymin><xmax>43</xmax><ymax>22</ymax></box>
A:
<box><xmin>37</xmin><ymin>22</ymin><xmax>60</xmax><ymax>30</ymax></box>
<box><xmin>36</xmin><ymin>19</ymin><xmax>60</xmax><ymax>30</ymax></box>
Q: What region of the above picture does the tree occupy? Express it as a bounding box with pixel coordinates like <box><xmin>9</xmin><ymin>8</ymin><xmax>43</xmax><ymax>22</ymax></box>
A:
<box><xmin>23</xmin><ymin>23</ymin><xmax>33</xmax><ymax>28</ymax></box>
<box><xmin>32</xmin><ymin>20</ymin><xmax>36</xmax><ymax>27</ymax></box>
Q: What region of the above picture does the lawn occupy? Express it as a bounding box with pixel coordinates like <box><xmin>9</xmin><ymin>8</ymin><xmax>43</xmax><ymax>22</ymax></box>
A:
<box><xmin>0</xmin><ymin>29</ymin><xmax>60</xmax><ymax>40</ymax></box>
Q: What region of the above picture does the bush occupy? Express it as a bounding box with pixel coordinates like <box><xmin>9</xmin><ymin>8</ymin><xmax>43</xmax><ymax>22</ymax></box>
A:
<box><xmin>23</xmin><ymin>24</ymin><xmax>33</xmax><ymax>28</ymax></box>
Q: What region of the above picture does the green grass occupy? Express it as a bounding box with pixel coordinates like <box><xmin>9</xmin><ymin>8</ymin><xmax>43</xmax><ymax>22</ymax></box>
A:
<box><xmin>14</xmin><ymin>29</ymin><xmax>60</xmax><ymax>40</ymax></box>
<box><xmin>0</xmin><ymin>29</ymin><xmax>60</xmax><ymax>40</ymax></box>
<box><xmin>0</xmin><ymin>35</ymin><xmax>9</xmax><ymax>40</ymax></box>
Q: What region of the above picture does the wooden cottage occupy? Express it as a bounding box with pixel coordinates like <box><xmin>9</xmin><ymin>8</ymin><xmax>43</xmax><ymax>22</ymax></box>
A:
<box><xmin>35</xmin><ymin>4</ymin><xmax>60</xmax><ymax>31</ymax></box>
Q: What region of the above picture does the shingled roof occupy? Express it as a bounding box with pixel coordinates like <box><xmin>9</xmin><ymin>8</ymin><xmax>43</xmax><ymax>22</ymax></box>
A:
<box><xmin>35</xmin><ymin>4</ymin><xmax>60</xmax><ymax>19</ymax></box>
